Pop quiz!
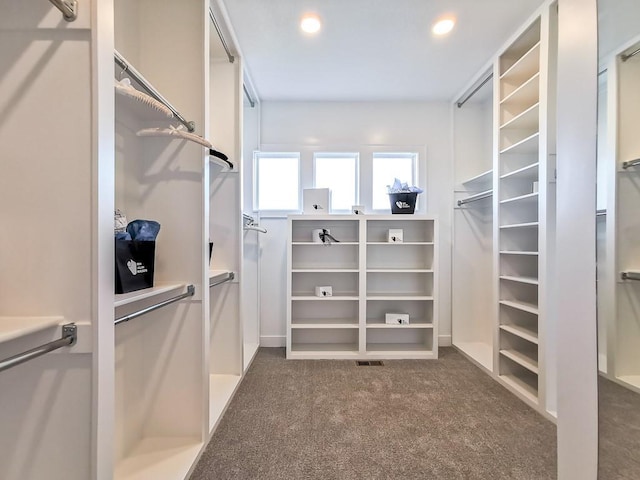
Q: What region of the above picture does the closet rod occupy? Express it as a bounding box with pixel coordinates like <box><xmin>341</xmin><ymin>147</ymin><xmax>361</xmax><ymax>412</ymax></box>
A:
<box><xmin>210</xmin><ymin>272</ymin><xmax>235</xmax><ymax>288</ymax></box>
<box><xmin>596</xmin><ymin>209</ymin><xmax>607</xmax><ymax>217</ymax></box>
<box><xmin>0</xmin><ymin>324</ymin><xmax>77</xmax><ymax>373</ymax></box>
<box><xmin>456</xmin><ymin>73</ymin><xmax>493</xmax><ymax>108</ymax></box>
<box><xmin>457</xmin><ymin>189</ymin><xmax>493</xmax><ymax>206</ymax></box>
<box><xmin>621</xmin><ymin>271</ymin><xmax>640</xmax><ymax>281</ymax></box>
<box><xmin>49</xmin><ymin>0</ymin><xmax>77</xmax><ymax>21</ymax></box>
<box><xmin>621</xmin><ymin>47</ymin><xmax>640</xmax><ymax>62</ymax></box>
<box><xmin>114</xmin><ymin>50</ymin><xmax>195</xmax><ymax>132</ymax></box>
<box><xmin>243</xmin><ymin>84</ymin><xmax>256</xmax><ymax>108</ymax></box>
<box><xmin>115</xmin><ymin>285</ymin><xmax>195</xmax><ymax>325</ymax></box>
<box><xmin>622</xmin><ymin>158</ymin><xmax>640</xmax><ymax>169</ymax></box>
<box><xmin>209</xmin><ymin>8</ymin><xmax>235</xmax><ymax>63</ymax></box>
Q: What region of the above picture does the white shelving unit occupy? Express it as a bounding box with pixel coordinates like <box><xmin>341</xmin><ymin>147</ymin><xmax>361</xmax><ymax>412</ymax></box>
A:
<box><xmin>287</xmin><ymin>215</ymin><xmax>438</xmax><ymax>360</ymax></box>
<box><xmin>495</xmin><ymin>8</ymin><xmax>557</xmax><ymax>419</ymax></box>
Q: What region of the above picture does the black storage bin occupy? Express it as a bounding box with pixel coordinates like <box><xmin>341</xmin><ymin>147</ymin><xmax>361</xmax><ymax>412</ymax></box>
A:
<box><xmin>389</xmin><ymin>192</ymin><xmax>417</xmax><ymax>214</ymax></box>
<box><xmin>115</xmin><ymin>240</ymin><xmax>156</xmax><ymax>294</ymax></box>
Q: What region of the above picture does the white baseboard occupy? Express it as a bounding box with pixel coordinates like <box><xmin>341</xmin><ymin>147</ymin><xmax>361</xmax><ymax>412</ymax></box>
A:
<box><xmin>438</xmin><ymin>335</ymin><xmax>452</xmax><ymax>347</ymax></box>
<box><xmin>260</xmin><ymin>335</ymin><xmax>285</xmax><ymax>347</ymax></box>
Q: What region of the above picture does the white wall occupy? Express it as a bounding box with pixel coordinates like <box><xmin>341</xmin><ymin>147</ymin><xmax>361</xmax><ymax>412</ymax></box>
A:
<box><xmin>250</xmin><ymin>101</ymin><xmax>453</xmax><ymax>347</ymax></box>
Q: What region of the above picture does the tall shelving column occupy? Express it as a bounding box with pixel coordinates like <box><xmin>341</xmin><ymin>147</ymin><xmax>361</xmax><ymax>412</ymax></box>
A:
<box><xmin>112</xmin><ymin>0</ymin><xmax>208</xmax><ymax>478</ymax></box>
<box><xmin>451</xmin><ymin>71</ymin><xmax>495</xmax><ymax>372</ymax></box>
<box><xmin>495</xmin><ymin>7</ymin><xmax>556</xmax><ymax>417</ymax></box>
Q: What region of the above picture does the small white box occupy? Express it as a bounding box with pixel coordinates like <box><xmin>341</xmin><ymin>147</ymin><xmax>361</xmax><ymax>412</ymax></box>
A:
<box><xmin>352</xmin><ymin>205</ymin><xmax>365</xmax><ymax>215</ymax></box>
<box><xmin>385</xmin><ymin>313</ymin><xmax>409</xmax><ymax>325</ymax></box>
<box><xmin>388</xmin><ymin>229</ymin><xmax>404</xmax><ymax>243</ymax></box>
<box><xmin>532</xmin><ymin>181</ymin><xmax>539</xmax><ymax>193</ymax></box>
<box><xmin>303</xmin><ymin>188</ymin><xmax>331</xmax><ymax>214</ymax></box>
<box><xmin>315</xmin><ymin>286</ymin><xmax>333</xmax><ymax>297</ymax></box>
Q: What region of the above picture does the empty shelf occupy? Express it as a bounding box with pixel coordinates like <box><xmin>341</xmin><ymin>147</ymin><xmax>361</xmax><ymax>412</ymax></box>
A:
<box><xmin>291</xmin><ymin>321</ymin><xmax>359</xmax><ymax>329</ymax></box>
<box><xmin>500</xmin><ymin>349</ymin><xmax>539</xmax><ymax>374</ymax></box>
<box><xmin>500</xmin><ymin>324</ymin><xmax>539</xmax><ymax>343</ymax></box>
<box><xmin>500</xmin><ymin>374</ymin><xmax>539</xmax><ymax>404</ymax></box>
<box><xmin>461</xmin><ymin>169</ymin><xmax>493</xmax><ymax>185</ymax></box>
<box><xmin>366</xmin><ymin>268</ymin><xmax>434</xmax><ymax>273</ymax></box>
<box><xmin>292</xmin><ymin>242</ymin><xmax>359</xmax><ymax>246</ymax></box>
<box><xmin>0</xmin><ymin>316</ymin><xmax>63</xmax><ymax>344</ymax></box>
<box><xmin>500</xmin><ymin>162</ymin><xmax>539</xmax><ymax>180</ymax></box>
<box><xmin>500</xmin><ymin>300</ymin><xmax>539</xmax><ymax>316</ymax></box>
<box><xmin>500</xmin><ymin>192</ymin><xmax>539</xmax><ymax>204</ymax></box>
<box><xmin>366</xmin><ymin>323</ymin><xmax>433</xmax><ymax>329</ymax></box>
<box><xmin>114</xmin><ymin>283</ymin><xmax>186</xmax><ymax>308</ymax></box>
<box><xmin>501</xmin><ymin>72</ymin><xmax>540</xmax><ymax>106</ymax></box>
<box><xmin>209</xmin><ymin>374</ymin><xmax>242</xmax><ymax>431</ymax></box>
<box><xmin>366</xmin><ymin>343</ymin><xmax>432</xmax><ymax>353</ymax></box>
<box><xmin>500</xmin><ymin>132</ymin><xmax>539</xmax><ymax>155</ymax></box>
<box><xmin>366</xmin><ymin>242</ymin><xmax>434</xmax><ymax>245</ymax></box>
<box><xmin>500</xmin><ymin>275</ymin><xmax>539</xmax><ymax>285</ymax></box>
<box><xmin>500</xmin><ymin>251</ymin><xmax>539</xmax><ymax>256</ymax></box>
<box><xmin>367</xmin><ymin>295</ymin><xmax>434</xmax><ymax>301</ymax></box>
<box><xmin>500</xmin><ymin>222</ymin><xmax>539</xmax><ymax>229</ymax></box>
<box><xmin>292</xmin><ymin>268</ymin><xmax>359</xmax><ymax>273</ymax></box>
<box><xmin>291</xmin><ymin>295</ymin><xmax>359</xmax><ymax>301</ymax></box>
<box><xmin>500</xmin><ymin>42</ymin><xmax>541</xmax><ymax>84</ymax></box>
<box><xmin>290</xmin><ymin>343</ymin><xmax>359</xmax><ymax>353</ymax></box>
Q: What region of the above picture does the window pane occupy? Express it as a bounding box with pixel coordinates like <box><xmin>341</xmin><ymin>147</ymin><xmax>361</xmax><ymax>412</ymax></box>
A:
<box><xmin>256</xmin><ymin>154</ymin><xmax>299</xmax><ymax>210</ymax></box>
<box><xmin>314</xmin><ymin>154</ymin><xmax>357</xmax><ymax>211</ymax></box>
<box><xmin>372</xmin><ymin>154</ymin><xmax>416</xmax><ymax>210</ymax></box>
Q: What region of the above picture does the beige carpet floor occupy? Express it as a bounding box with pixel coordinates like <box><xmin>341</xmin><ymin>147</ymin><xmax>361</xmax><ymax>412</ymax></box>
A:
<box><xmin>190</xmin><ymin>348</ymin><xmax>556</xmax><ymax>479</ymax></box>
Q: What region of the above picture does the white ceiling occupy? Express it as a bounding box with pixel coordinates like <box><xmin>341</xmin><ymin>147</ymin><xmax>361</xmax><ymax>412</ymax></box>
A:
<box><xmin>219</xmin><ymin>0</ymin><xmax>546</xmax><ymax>103</ymax></box>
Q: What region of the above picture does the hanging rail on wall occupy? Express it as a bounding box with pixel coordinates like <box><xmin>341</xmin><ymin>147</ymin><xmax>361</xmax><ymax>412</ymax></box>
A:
<box><xmin>243</xmin><ymin>84</ymin><xmax>256</xmax><ymax>108</ymax></box>
<box><xmin>621</xmin><ymin>271</ymin><xmax>640</xmax><ymax>281</ymax></box>
<box><xmin>115</xmin><ymin>285</ymin><xmax>195</xmax><ymax>326</ymax></box>
<box><xmin>622</xmin><ymin>158</ymin><xmax>640</xmax><ymax>169</ymax></box>
<box><xmin>114</xmin><ymin>50</ymin><xmax>196</xmax><ymax>132</ymax></box>
<box><xmin>456</xmin><ymin>72</ymin><xmax>493</xmax><ymax>108</ymax></box>
<box><xmin>0</xmin><ymin>324</ymin><xmax>77</xmax><ymax>373</ymax></box>
<box><xmin>210</xmin><ymin>272</ymin><xmax>235</xmax><ymax>288</ymax></box>
<box><xmin>596</xmin><ymin>209</ymin><xmax>607</xmax><ymax>217</ymax></box>
<box><xmin>136</xmin><ymin>127</ymin><xmax>211</xmax><ymax>147</ymax></box>
<box><xmin>457</xmin><ymin>189</ymin><xmax>493</xmax><ymax>206</ymax></box>
<box><xmin>49</xmin><ymin>0</ymin><xmax>77</xmax><ymax>21</ymax></box>
<box><xmin>621</xmin><ymin>47</ymin><xmax>640</xmax><ymax>62</ymax></box>
<box><xmin>209</xmin><ymin>8</ymin><xmax>235</xmax><ymax>63</ymax></box>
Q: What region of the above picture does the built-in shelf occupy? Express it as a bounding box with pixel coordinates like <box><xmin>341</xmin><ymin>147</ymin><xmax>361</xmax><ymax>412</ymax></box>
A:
<box><xmin>366</xmin><ymin>268</ymin><xmax>434</xmax><ymax>273</ymax></box>
<box><xmin>501</xmin><ymin>72</ymin><xmax>540</xmax><ymax>106</ymax></box>
<box><xmin>500</xmin><ymin>349</ymin><xmax>539</xmax><ymax>374</ymax></box>
<box><xmin>209</xmin><ymin>374</ymin><xmax>242</xmax><ymax>431</ymax></box>
<box><xmin>114</xmin><ymin>283</ymin><xmax>186</xmax><ymax>308</ymax></box>
<box><xmin>500</xmin><ymin>103</ymin><xmax>539</xmax><ymax>132</ymax></box>
<box><xmin>366</xmin><ymin>242</ymin><xmax>434</xmax><ymax>246</ymax></box>
<box><xmin>291</xmin><ymin>322</ymin><xmax>359</xmax><ymax>329</ymax></box>
<box><xmin>500</xmin><ymin>221</ymin><xmax>539</xmax><ymax>229</ymax></box>
<box><xmin>500</xmin><ymin>192</ymin><xmax>539</xmax><ymax>204</ymax></box>
<box><xmin>114</xmin><ymin>437</ymin><xmax>203</xmax><ymax>480</ymax></box>
<box><xmin>209</xmin><ymin>269</ymin><xmax>233</xmax><ymax>282</ymax></box>
<box><xmin>0</xmin><ymin>316</ymin><xmax>63</xmax><ymax>344</ymax></box>
<box><xmin>292</xmin><ymin>268</ymin><xmax>359</xmax><ymax>273</ymax></box>
<box><xmin>292</xmin><ymin>242</ymin><xmax>359</xmax><ymax>246</ymax></box>
<box><xmin>500</xmin><ymin>324</ymin><xmax>539</xmax><ymax>345</ymax></box>
<box><xmin>500</xmin><ymin>275</ymin><xmax>539</xmax><ymax>285</ymax></box>
<box><xmin>365</xmin><ymin>343</ymin><xmax>430</xmax><ymax>353</ymax></box>
<box><xmin>500</xmin><ymin>162</ymin><xmax>540</xmax><ymax>180</ymax></box>
<box><xmin>500</xmin><ymin>374</ymin><xmax>539</xmax><ymax>404</ymax></box>
<box><xmin>454</xmin><ymin>342</ymin><xmax>493</xmax><ymax>372</ymax></box>
<box><xmin>500</xmin><ymin>132</ymin><xmax>539</xmax><ymax>155</ymax></box>
<box><xmin>367</xmin><ymin>295</ymin><xmax>434</xmax><ymax>301</ymax></box>
<box><xmin>291</xmin><ymin>295</ymin><xmax>359</xmax><ymax>301</ymax></box>
<box><xmin>500</xmin><ymin>42</ymin><xmax>541</xmax><ymax>84</ymax></box>
<box><xmin>366</xmin><ymin>323</ymin><xmax>433</xmax><ymax>329</ymax></box>
<box><xmin>290</xmin><ymin>343</ymin><xmax>359</xmax><ymax>353</ymax></box>
<box><xmin>461</xmin><ymin>169</ymin><xmax>493</xmax><ymax>186</ymax></box>
<box><xmin>500</xmin><ymin>250</ymin><xmax>539</xmax><ymax>256</ymax></box>
<box><xmin>500</xmin><ymin>300</ymin><xmax>539</xmax><ymax>316</ymax></box>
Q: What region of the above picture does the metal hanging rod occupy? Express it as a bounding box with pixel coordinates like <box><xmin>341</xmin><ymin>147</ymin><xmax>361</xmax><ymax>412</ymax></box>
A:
<box><xmin>456</xmin><ymin>72</ymin><xmax>493</xmax><ymax>108</ymax></box>
<box><xmin>115</xmin><ymin>285</ymin><xmax>195</xmax><ymax>325</ymax></box>
<box><xmin>0</xmin><ymin>324</ymin><xmax>77</xmax><ymax>373</ymax></box>
<box><xmin>209</xmin><ymin>8</ymin><xmax>235</xmax><ymax>64</ymax></box>
<box><xmin>114</xmin><ymin>50</ymin><xmax>196</xmax><ymax>132</ymax></box>
<box><xmin>210</xmin><ymin>272</ymin><xmax>235</xmax><ymax>288</ymax></box>
<box><xmin>49</xmin><ymin>0</ymin><xmax>77</xmax><ymax>21</ymax></box>
<box><xmin>621</xmin><ymin>47</ymin><xmax>640</xmax><ymax>62</ymax></box>
<box><xmin>621</xmin><ymin>271</ymin><xmax>640</xmax><ymax>281</ymax></box>
<box><xmin>243</xmin><ymin>84</ymin><xmax>256</xmax><ymax>108</ymax></box>
<box><xmin>596</xmin><ymin>209</ymin><xmax>607</xmax><ymax>217</ymax></box>
<box><xmin>457</xmin><ymin>189</ymin><xmax>493</xmax><ymax>206</ymax></box>
<box><xmin>622</xmin><ymin>158</ymin><xmax>640</xmax><ymax>169</ymax></box>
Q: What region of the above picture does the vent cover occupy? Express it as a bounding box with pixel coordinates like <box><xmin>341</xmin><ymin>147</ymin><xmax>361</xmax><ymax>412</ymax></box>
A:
<box><xmin>356</xmin><ymin>360</ymin><xmax>384</xmax><ymax>366</ymax></box>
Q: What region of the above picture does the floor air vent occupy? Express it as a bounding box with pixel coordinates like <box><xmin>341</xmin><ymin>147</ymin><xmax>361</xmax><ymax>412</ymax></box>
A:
<box><xmin>356</xmin><ymin>361</ymin><xmax>384</xmax><ymax>366</ymax></box>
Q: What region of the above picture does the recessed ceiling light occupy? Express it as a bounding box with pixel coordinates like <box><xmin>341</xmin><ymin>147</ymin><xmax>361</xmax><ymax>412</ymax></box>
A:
<box><xmin>300</xmin><ymin>13</ymin><xmax>321</xmax><ymax>34</ymax></box>
<box><xmin>432</xmin><ymin>17</ymin><xmax>455</xmax><ymax>36</ymax></box>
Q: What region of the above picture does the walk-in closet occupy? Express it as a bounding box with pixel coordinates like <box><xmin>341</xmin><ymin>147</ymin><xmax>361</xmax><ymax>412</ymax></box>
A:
<box><xmin>0</xmin><ymin>0</ymin><xmax>606</xmax><ymax>478</ymax></box>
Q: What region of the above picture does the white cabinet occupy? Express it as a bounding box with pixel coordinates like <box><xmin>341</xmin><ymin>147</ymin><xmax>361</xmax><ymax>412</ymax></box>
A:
<box><xmin>287</xmin><ymin>215</ymin><xmax>438</xmax><ymax>360</ymax></box>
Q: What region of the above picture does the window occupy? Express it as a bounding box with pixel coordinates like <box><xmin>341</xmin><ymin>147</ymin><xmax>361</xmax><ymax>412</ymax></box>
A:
<box><xmin>313</xmin><ymin>153</ymin><xmax>359</xmax><ymax>211</ymax></box>
<box><xmin>254</xmin><ymin>152</ymin><xmax>300</xmax><ymax>211</ymax></box>
<box><xmin>372</xmin><ymin>152</ymin><xmax>418</xmax><ymax>210</ymax></box>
